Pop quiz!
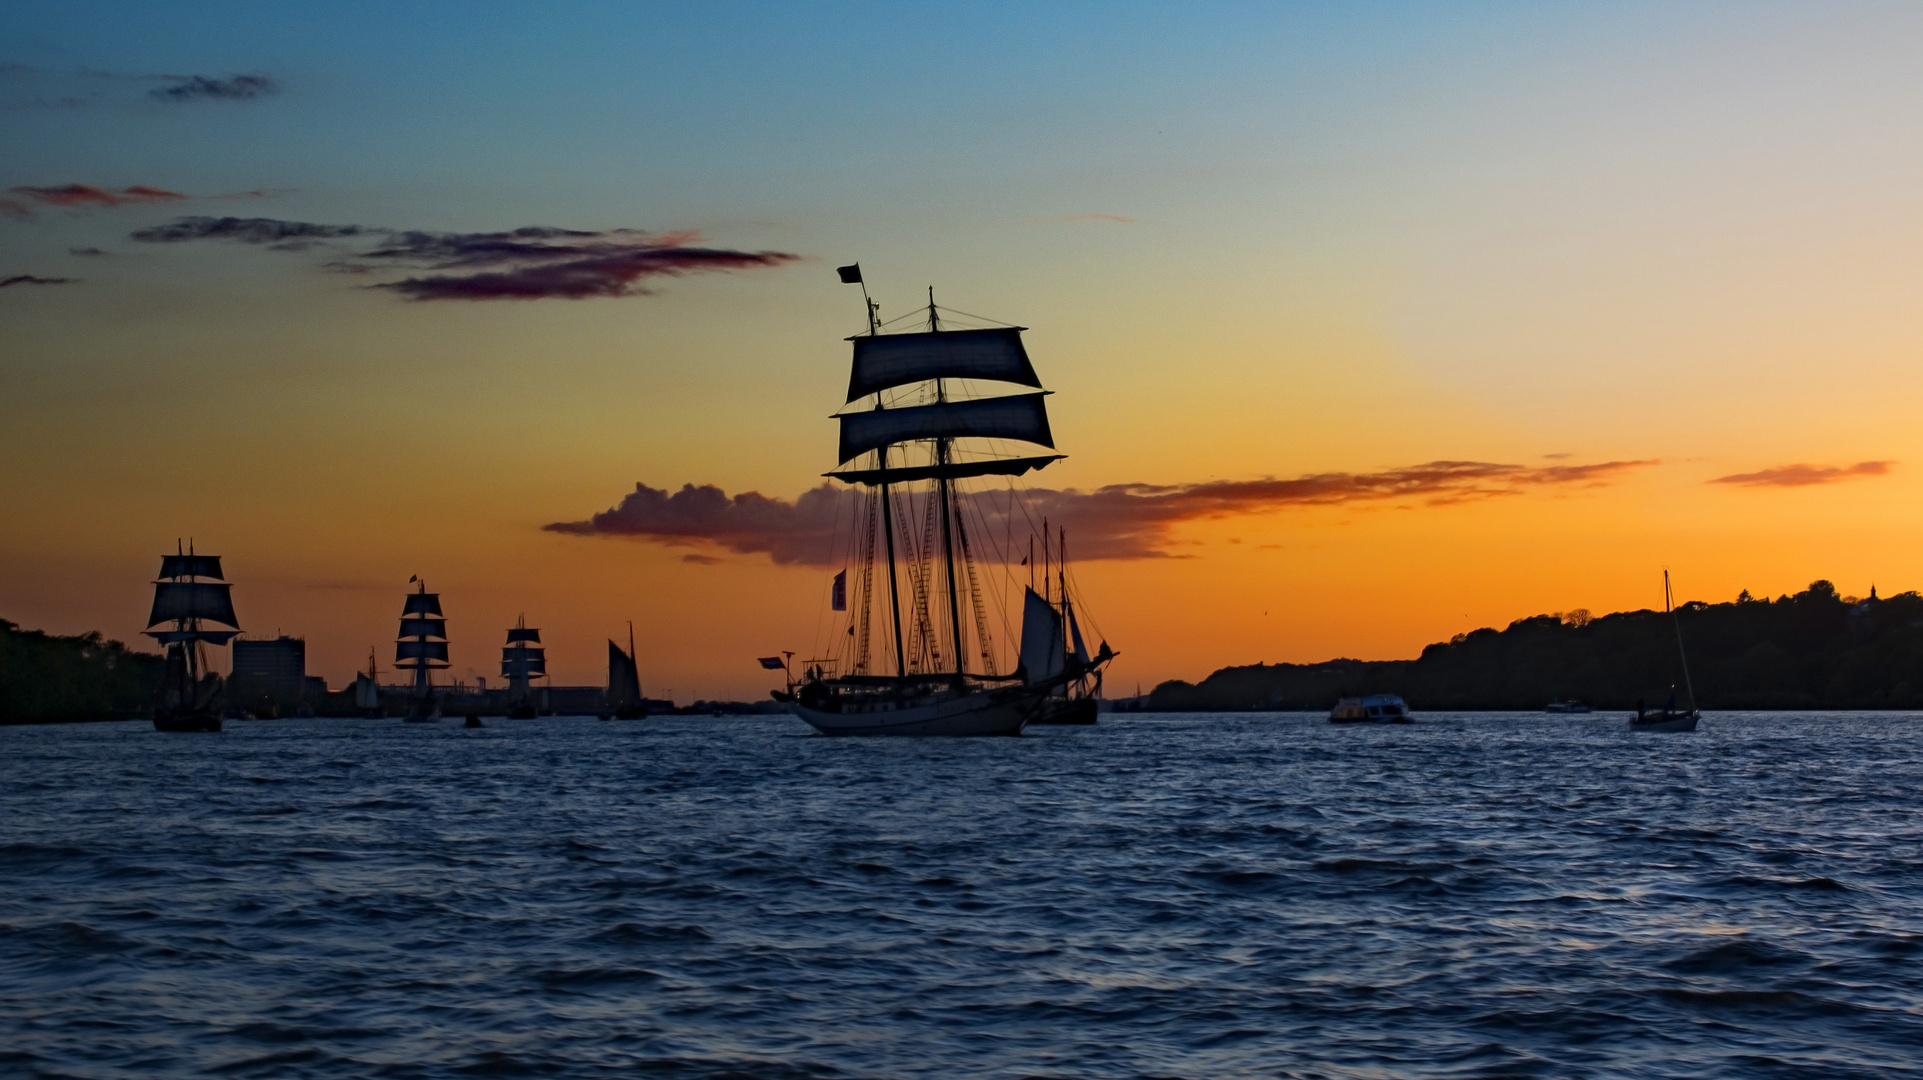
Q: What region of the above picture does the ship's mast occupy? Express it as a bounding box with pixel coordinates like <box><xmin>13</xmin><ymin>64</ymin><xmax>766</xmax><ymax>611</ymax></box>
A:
<box><xmin>929</xmin><ymin>289</ymin><xmax>966</xmax><ymax>682</ymax></box>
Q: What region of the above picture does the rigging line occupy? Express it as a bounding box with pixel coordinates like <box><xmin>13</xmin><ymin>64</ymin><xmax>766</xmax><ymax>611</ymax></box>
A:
<box><xmin>811</xmin><ymin>484</ymin><xmax>854</xmax><ymax>672</ymax></box>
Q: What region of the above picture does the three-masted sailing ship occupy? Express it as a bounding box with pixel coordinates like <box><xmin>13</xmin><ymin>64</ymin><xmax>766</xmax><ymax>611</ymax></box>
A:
<box><xmin>144</xmin><ymin>543</ymin><xmax>241</xmax><ymax>732</ymax></box>
<box><xmin>395</xmin><ymin>579</ymin><xmax>448</xmax><ymax>723</ymax></box>
<box><xmin>778</xmin><ymin>268</ymin><xmax>1115</xmax><ymax>735</ymax></box>
<box><xmin>603</xmin><ymin>622</ymin><xmax>647</xmax><ymax>719</ymax></box>
<box><xmin>501</xmin><ymin>615</ymin><xmax>545</xmax><ymax>719</ymax></box>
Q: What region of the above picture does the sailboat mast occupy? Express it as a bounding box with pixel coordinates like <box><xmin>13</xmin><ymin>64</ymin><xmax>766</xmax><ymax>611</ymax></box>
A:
<box><xmin>936</xmin><ymin>436</ymin><xmax>965</xmax><ymax>680</ymax></box>
<box><xmin>877</xmin><ymin>448</ymin><xmax>907</xmax><ymax>679</ymax></box>
<box><xmin>1666</xmin><ymin>570</ymin><xmax>1699</xmax><ymax>713</ymax></box>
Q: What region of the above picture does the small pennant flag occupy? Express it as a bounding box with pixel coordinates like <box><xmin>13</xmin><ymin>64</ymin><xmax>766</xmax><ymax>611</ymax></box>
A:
<box><xmin>831</xmin><ymin>569</ymin><xmax>847</xmax><ymax>611</ymax></box>
<box><xmin>408</xmin><ymin>574</ymin><xmax>418</xmax><ymax>582</ymax></box>
<box><xmin>759</xmin><ymin>656</ymin><xmax>786</xmax><ymax>670</ymax></box>
<box><xmin>836</xmin><ymin>263</ymin><xmax>862</xmax><ymax>284</ymax></box>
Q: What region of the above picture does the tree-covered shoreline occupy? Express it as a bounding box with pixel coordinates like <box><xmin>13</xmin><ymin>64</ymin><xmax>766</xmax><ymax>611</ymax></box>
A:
<box><xmin>0</xmin><ymin>620</ymin><xmax>163</xmax><ymax>724</ymax></box>
<box><xmin>1149</xmin><ymin>581</ymin><xmax>1923</xmax><ymax>712</ymax></box>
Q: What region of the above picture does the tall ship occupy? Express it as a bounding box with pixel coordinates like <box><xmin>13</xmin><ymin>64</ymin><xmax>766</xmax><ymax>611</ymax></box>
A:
<box><xmin>144</xmin><ymin>543</ymin><xmax>241</xmax><ymax>732</ymax></box>
<box><xmin>778</xmin><ymin>267</ymin><xmax>1115</xmax><ymax>735</ymax></box>
<box><xmin>501</xmin><ymin>615</ymin><xmax>546</xmax><ymax>719</ymax></box>
<box><xmin>395</xmin><ymin>579</ymin><xmax>448</xmax><ymax>723</ymax></box>
<box><xmin>603</xmin><ymin>622</ymin><xmax>647</xmax><ymax>719</ymax></box>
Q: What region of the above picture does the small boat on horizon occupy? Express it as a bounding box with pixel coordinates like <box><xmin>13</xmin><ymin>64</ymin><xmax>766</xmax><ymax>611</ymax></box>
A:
<box><xmin>1329</xmin><ymin>694</ymin><xmax>1412</xmax><ymax>724</ymax></box>
<box><xmin>1545</xmin><ymin>700</ymin><xmax>1592</xmax><ymax>714</ymax></box>
<box><xmin>1027</xmin><ymin>526</ymin><xmax>1102</xmax><ymax>726</ymax></box>
<box><xmin>145</xmin><ymin>543</ymin><xmax>240</xmax><ymax>732</ymax></box>
<box><xmin>396</xmin><ymin>579</ymin><xmax>447</xmax><ymax>723</ymax></box>
<box><xmin>352</xmin><ymin>648</ymin><xmax>383</xmax><ymax>718</ymax></box>
<box><xmin>1630</xmin><ymin>570</ymin><xmax>1700</xmax><ymax>733</ymax></box>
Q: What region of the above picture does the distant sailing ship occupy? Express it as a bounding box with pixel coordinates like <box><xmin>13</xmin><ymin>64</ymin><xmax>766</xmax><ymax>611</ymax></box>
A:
<box><xmin>502</xmin><ymin>615</ymin><xmax>546</xmax><ymax>719</ymax></box>
<box><xmin>603</xmin><ymin>622</ymin><xmax>647</xmax><ymax>719</ymax></box>
<box><xmin>396</xmin><ymin>579</ymin><xmax>448</xmax><ymax>723</ymax></box>
<box><xmin>352</xmin><ymin>648</ymin><xmax>382</xmax><ymax>718</ymax></box>
<box><xmin>777</xmin><ymin>267</ymin><xmax>1116</xmax><ymax>735</ymax></box>
<box><xmin>1028</xmin><ymin>526</ymin><xmax>1102</xmax><ymax>725</ymax></box>
<box><xmin>144</xmin><ymin>543</ymin><xmax>241</xmax><ymax>732</ymax></box>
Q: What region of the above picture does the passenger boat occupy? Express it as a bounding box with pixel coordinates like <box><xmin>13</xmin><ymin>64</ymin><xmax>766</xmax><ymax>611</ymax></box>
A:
<box><xmin>1630</xmin><ymin>570</ymin><xmax>1700</xmax><ymax>733</ymax></box>
<box><xmin>1329</xmin><ymin>694</ymin><xmax>1412</xmax><ymax>723</ymax></box>
<box><xmin>777</xmin><ymin>267</ymin><xmax>1116</xmax><ymax>736</ymax></box>
<box><xmin>395</xmin><ymin>579</ymin><xmax>447</xmax><ymax>723</ymax></box>
<box><xmin>144</xmin><ymin>543</ymin><xmax>241</xmax><ymax>732</ymax></box>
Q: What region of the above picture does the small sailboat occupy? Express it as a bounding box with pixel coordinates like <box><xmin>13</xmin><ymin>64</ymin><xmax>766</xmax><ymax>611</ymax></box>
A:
<box><xmin>396</xmin><ymin>579</ymin><xmax>447</xmax><ymax>723</ymax></box>
<box><xmin>777</xmin><ymin>269</ymin><xmax>1115</xmax><ymax>736</ymax></box>
<box><xmin>352</xmin><ymin>648</ymin><xmax>383</xmax><ymax>717</ymax></box>
<box><xmin>501</xmin><ymin>615</ymin><xmax>545</xmax><ymax>719</ymax></box>
<box><xmin>1630</xmin><ymin>570</ymin><xmax>1700</xmax><ymax>733</ymax></box>
<box><xmin>603</xmin><ymin>622</ymin><xmax>648</xmax><ymax>719</ymax></box>
<box><xmin>144</xmin><ymin>543</ymin><xmax>240</xmax><ymax>732</ymax></box>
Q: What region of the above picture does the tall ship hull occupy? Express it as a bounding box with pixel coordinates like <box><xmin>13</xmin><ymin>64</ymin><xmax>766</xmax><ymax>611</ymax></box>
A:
<box><xmin>791</xmin><ymin>683</ymin><xmax>1040</xmax><ymax>737</ymax></box>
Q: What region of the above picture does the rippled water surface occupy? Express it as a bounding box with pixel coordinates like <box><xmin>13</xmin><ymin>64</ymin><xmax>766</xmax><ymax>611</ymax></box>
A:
<box><xmin>3</xmin><ymin>713</ymin><xmax>1922</xmax><ymax>1079</ymax></box>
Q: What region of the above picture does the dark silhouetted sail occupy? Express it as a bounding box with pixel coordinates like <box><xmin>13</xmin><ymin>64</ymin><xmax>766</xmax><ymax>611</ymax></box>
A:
<box><xmin>399</xmin><ymin>616</ymin><xmax>447</xmax><ymax>640</ymax></box>
<box><xmin>846</xmin><ymin>327</ymin><xmax>1040</xmax><ymax>402</ymax></box>
<box><xmin>1018</xmin><ymin>587</ymin><xmax>1064</xmax><ymax>685</ymax></box>
<box><xmin>837</xmin><ymin>392</ymin><xmax>1053</xmax><ymax>464</ymax></box>
<box><xmin>159</xmin><ymin>554</ymin><xmax>224</xmax><ymax>580</ymax></box>
<box><xmin>403</xmin><ymin>592</ymin><xmax>443</xmax><ymax>616</ymax></box>
<box><xmin>501</xmin><ymin>644</ymin><xmax>546</xmax><ymax>677</ymax></box>
<box><xmin>506</xmin><ymin>627</ymin><xmax>541</xmax><ymax>643</ymax></box>
<box><xmin>607</xmin><ymin>640</ymin><xmax>643</xmax><ymax>704</ymax></box>
<box><xmin>827</xmin><ymin>453</ymin><xmax>1063</xmax><ymax>487</ymax></box>
<box><xmin>396</xmin><ymin>639</ymin><xmax>450</xmax><ymax>663</ymax></box>
<box><xmin>147</xmin><ymin>582</ymin><xmax>240</xmax><ymax>629</ymax></box>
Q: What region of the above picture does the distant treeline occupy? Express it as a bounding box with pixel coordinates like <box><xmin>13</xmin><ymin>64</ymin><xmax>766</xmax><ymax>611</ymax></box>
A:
<box><xmin>0</xmin><ymin>619</ymin><xmax>164</xmax><ymax>724</ymax></box>
<box><xmin>1149</xmin><ymin>580</ymin><xmax>1923</xmax><ymax>711</ymax></box>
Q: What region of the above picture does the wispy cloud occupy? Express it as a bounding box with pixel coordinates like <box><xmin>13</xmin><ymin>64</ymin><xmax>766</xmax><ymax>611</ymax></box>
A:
<box><xmin>1709</xmin><ymin>461</ymin><xmax>1895</xmax><ymax>488</ymax></box>
<box><xmin>67</xmin><ymin>247</ymin><xmax>111</xmax><ymax>257</ymax></box>
<box><xmin>1047</xmin><ymin>213</ymin><xmax>1136</xmax><ymax>223</ymax></box>
<box><xmin>0</xmin><ymin>274</ymin><xmax>78</xmax><ymax>288</ymax></box>
<box><xmin>546</xmin><ymin>459</ymin><xmax>1656</xmax><ymax>565</ymax></box>
<box><xmin>132</xmin><ymin>216</ymin><xmax>801</xmax><ymax>300</ymax></box>
<box><xmin>1</xmin><ymin>183</ymin><xmax>187</xmax><ymax>218</ymax></box>
<box><xmin>150</xmin><ymin>74</ymin><xmax>277</xmax><ymax>102</ymax></box>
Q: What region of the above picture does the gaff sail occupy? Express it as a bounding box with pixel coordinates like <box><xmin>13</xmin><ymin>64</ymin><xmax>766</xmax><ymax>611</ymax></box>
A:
<box><xmin>1019</xmin><ymin>587</ymin><xmax>1065</xmax><ymax>685</ymax></box>
<box><xmin>607</xmin><ymin>640</ymin><xmax>643</xmax><ymax>704</ymax></box>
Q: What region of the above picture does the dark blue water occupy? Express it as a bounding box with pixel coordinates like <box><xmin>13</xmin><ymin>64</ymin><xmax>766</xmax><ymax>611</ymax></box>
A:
<box><xmin>3</xmin><ymin>713</ymin><xmax>1921</xmax><ymax>1079</ymax></box>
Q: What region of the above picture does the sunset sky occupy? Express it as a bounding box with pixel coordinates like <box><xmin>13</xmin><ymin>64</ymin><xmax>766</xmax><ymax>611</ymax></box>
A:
<box><xmin>5</xmin><ymin>2</ymin><xmax>1923</xmax><ymax>701</ymax></box>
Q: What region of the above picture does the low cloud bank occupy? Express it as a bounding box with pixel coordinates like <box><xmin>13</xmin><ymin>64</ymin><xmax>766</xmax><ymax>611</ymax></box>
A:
<box><xmin>546</xmin><ymin>459</ymin><xmax>1656</xmax><ymax>565</ymax></box>
<box><xmin>1710</xmin><ymin>461</ymin><xmax>1894</xmax><ymax>488</ymax></box>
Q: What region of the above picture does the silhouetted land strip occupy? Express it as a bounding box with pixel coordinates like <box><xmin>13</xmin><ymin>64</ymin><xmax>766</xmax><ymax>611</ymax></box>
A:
<box><xmin>0</xmin><ymin>619</ymin><xmax>163</xmax><ymax>724</ymax></box>
<box><xmin>1150</xmin><ymin>580</ymin><xmax>1923</xmax><ymax>711</ymax></box>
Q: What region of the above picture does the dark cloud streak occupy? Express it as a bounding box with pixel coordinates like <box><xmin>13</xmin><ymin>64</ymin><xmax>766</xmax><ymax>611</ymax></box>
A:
<box><xmin>2</xmin><ymin>183</ymin><xmax>187</xmax><ymax>218</ymax></box>
<box><xmin>151</xmin><ymin>74</ymin><xmax>277</xmax><ymax>102</ymax></box>
<box><xmin>0</xmin><ymin>275</ymin><xmax>78</xmax><ymax>288</ymax></box>
<box><xmin>1709</xmin><ymin>461</ymin><xmax>1894</xmax><ymax>488</ymax></box>
<box><xmin>132</xmin><ymin>216</ymin><xmax>799</xmax><ymax>300</ymax></box>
